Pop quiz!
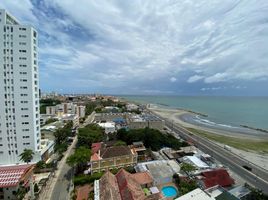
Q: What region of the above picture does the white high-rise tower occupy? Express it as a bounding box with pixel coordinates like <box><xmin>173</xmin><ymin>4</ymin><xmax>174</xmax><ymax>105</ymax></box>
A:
<box><xmin>0</xmin><ymin>9</ymin><xmax>40</xmax><ymax>165</ymax></box>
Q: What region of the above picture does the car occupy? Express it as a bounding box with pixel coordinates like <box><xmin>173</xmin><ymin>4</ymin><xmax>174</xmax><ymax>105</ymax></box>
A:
<box><xmin>243</xmin><ymin>165</ymin><xmax>252</xmax><ymax>171</ymax></box>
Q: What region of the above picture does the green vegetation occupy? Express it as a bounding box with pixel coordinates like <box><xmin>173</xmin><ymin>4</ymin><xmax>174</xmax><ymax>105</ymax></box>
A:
<box><xmin>19</xmin><ymin>149</ymin><xmax>34</xmax><ymax>163</ymax></box>
<box><xmin>85</xmin><ymin>100</ymin><xmax>127</xmax><ymax>115</ymax></box>
<box><xmin>173</xmin><ymin>174</ymin><xmax>197</xmax><ymax>195</ymax></box>
<box><xmin>114</xmin><ymin>140</ymin><xmax>127</xmax><ymax>146</ymax></box>
<box><xmin>40</xmin><ymin>98</ymin><xmax>61</xmax><ymax>114</ymax></box>
<box><xmin>181</xmin><ymin>163</ymin><xmax>196</xmax><ymax>174</ymax></box>
<box><xmin>54</xmin><ymin>121</ymin><xmax>73</xmax><ymax>154</ymax></box>
<box><xmin>43</xmin><ymin>118</ymin><xmax>58</xmax><ymax>126</ymax></box>
<box><xmin>35</xmin><ymin>160</ymin><xmax>54</xmax><ymax>169</ymax></box>
<box><xmin>245</xmin><ymin>183</ymin><xmax>268</xmax><ymax>200</ymax></box>
<box><xmin>187</xmin><ymin>128</ymin><xmax>268</xmax><ymax>153</ymax></box>
<box><xmin>85</xmin><ymin>102</ymin><xmax>98</xmax><ymax>116</ymax></box>
<box><xmin>74</xmin><ymin>172</ymin><xmax>104</xmax><ymax>186</ymax></box>
<box><xmin>77</xmin><ymin>124</ymin><xmax>104</xmax><ymax>147</ymax></box>
<box><xmin>15</xmin><ymin>186</ymin><xmax>27</xmax><ymax>200</ymax></box>
<box><xmin>117</xmin><ymin>128</ymin><xmax>188</xmax><ymax>151</ymax></box>
<box><xmin>67</xmin><ymin>146</ymin><xmax>91</xmax><ymax>172</ymax></box>
<box><xmin>177</xmin><ymin>178</ymin><xmax>198</xmax><ymax>195</ymax></box>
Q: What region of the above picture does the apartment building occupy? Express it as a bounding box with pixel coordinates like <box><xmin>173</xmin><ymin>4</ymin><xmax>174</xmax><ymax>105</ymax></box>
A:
<box><xmin>0</xmin><ymin>9</ymin><xmax>40</xmax><ymax>165</ymax></box>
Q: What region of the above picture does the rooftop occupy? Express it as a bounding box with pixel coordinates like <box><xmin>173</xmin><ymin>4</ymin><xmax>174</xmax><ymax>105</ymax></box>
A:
<box><xmin>183</xmin><ymin>156</ymin><xmax>209</xmax><ymax>169</ymax></box>
<box><xmin>131</xmin><ymin>172</ymin><xmax>153</xmax><ymax>185</ymax></box>
<box><xmin>200</xmin><ymin>168</ymin><xmax>235</xmax><ymax>189</ymax></box>
<box><xmin>175</xmin><ymin>188</ymin><xmax>215</xmax><ymax>200</ymax></box>
<box><xmin>101</xmin><ymin>146</ymin><xmax>133</xmax><ymax>159</ymax></box>
<box><xmin>0</xmin><ymin>164</ymin><xmax>33</xmax><ymax>188</ymax></box>
<box><xmin>76</xmin><ymin>185</ymin><xmax>91</xmax><ymax>200</ymax></box>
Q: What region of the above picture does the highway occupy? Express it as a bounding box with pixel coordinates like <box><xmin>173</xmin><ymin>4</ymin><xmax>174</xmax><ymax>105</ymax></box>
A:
<box><xmin>148</xmin><ymin>109</ymin><xmax>268</xmax><ymax>194</ymax></box>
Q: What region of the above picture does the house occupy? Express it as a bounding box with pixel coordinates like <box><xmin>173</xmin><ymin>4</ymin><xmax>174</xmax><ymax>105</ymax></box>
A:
<box><xmin>76</xmin><ymin>185</ymin><xmax>91</xmax><ymax>200</ymax></box>
<box><xmin>0</xmin><ymin>164</ymin><xmax>34</xmax><ymax>200</ymax></box>
<box><xmin>228</xmin><ymin>185</ymin><xmax>251</xmax><ymax>200</ymax></box>
<box><xmin>135</xmin><ymin>160</ymin><xmax>180</xmax><ymax>185</ymax></box>
<box><xmin>198</xmin><ymin>168</ymin><xmax>235</xmax><ymax>189</ymax></box>
<box><xmin>175</xmin><ymin>188</ymin><xmax>215</xmax><ymax>200</ymax></box>
<box><xmin>90</xmin><ymin>145</ymin><xmax>138</xmax><ymax>174</ymax></box>
<box><xmin>94</xmin><ymin>169</ymin><xmax>158</xmax><ymax>200</ymax></box>
<box><xmin>97</xmin><ymin>122</ymin><xmax>116</xmax><ymax>134</ymax></box>
<box><xmin>129</xmin><ymin>142</ymin><xmax>147</xmax><ymax>162</ymax></box>
<box><xmin>182</xmin><ymin>156</ymin><xmax>210</xmax><ymax>170</ymax></box>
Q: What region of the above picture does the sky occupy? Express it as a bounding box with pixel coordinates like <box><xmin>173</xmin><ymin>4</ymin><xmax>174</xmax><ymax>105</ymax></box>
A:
<box><xmin>1</xmin><ymin>0</ymin><xmax>268</xmax><ymax>96</ymax></box>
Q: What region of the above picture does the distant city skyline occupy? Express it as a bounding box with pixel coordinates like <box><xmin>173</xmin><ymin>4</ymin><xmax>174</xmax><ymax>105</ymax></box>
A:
<box><xmin>1</xmin><ymin>0</ymin><xmax>268</xmax><ymax>96</ymax></box>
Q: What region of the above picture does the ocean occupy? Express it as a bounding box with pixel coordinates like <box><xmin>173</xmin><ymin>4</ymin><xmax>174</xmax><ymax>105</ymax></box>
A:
<box><xmin>120</xmin><ymin>96</ymin><xmax>268</xmax><ymax>130</ymax></box>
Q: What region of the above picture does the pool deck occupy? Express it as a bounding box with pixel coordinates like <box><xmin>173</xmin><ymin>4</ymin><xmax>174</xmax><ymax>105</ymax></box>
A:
<box><xmin>158</xmin><ymin>182</ymin><xmax>179</xmax><ymax>200</ymax></box>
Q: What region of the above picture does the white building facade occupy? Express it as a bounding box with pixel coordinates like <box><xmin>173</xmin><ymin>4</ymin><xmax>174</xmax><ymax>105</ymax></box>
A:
<box><xmin>0</xmin><ymin>9</ymin><xmax>41</xmax><ymax>165</ymax></box>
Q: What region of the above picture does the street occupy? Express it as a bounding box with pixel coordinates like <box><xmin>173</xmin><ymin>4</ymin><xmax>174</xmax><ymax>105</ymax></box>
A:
<box><xmin>38</xmin><ymin>112</ymin><xmax>95</xmax><ymax>200</ymax></box>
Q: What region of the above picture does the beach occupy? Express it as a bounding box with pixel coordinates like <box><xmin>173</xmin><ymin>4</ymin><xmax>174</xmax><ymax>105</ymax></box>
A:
<box><xmin>148</xmin><ymin>104</ymin><xmax>268</xmax><ymax>170</ymax></box>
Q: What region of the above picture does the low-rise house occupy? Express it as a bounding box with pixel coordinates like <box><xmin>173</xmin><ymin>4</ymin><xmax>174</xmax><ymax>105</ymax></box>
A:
<box><xmin>129</xmin><ymin>142</ymin><xmax>147</xmax><ymax>162</ymax></box>
<box><xmin>90</xmin><ymin>144</ymin><xmax>138</xmax><ymax>174</ymax></box>
<box><xmin>94</xmin><ymin>169</ymin><xmax>159</xmax><ymax>200</ymax></box>
<box><xmin>228</xmin><ymin>185</ymin><xmax>251</xmax><ymax>200</ymax></box>
<box><xmin>97</xmin><ymin>122</ymin><xmax>116</xmax><ymax>134</ymax></box>
<box><xmin>39</xmin><ymin>139</ymin><xmax>55</xmax><ymax>162</ymax></box>
<box><xmin>0</xmin><ymin>164</ymin><xmax>34</xmax><ymax>200</ymax></box>
<box><xmin>182</xmin><ymin>156</ymin><xmax>210</xmax><ymax>171</ymax></box>
<box><xmin>60</xmin><ymin>114</ymin><xmax>79</xmax><ymax>128</ymax></box>
<box><xmin>198</xmin><ymin>168</ymin><xmax>235</xmax><ymax>189</ymax></box>
<box><xmin>136</xmin><ymin>160</ymin><xmax>180</xmax><ymax>185</ymax></box>
<box><xmin>162</xmin><ymin>146</ymin><xmax>197</xmax><ymax>160</ymax></box>
<box><xmin>175</xmin><ymin>188</ymin><xmax>215</xmax><ymax>200</ymax></box>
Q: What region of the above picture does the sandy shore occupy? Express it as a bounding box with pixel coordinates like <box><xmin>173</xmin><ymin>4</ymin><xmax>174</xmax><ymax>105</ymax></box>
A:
<box><xmin>148</xmin><ymin>104</ymin><xmax>268</xmax><ymax>170</ymax></box>
<box><xmin>149</xmin><ymin>105</ymin><xmax>268</xmax><ymax>140</ymax></box>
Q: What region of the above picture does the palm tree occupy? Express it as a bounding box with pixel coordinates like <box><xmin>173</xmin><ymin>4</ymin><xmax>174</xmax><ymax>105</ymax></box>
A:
<box><xmin>19</xmin><ymin>149</ymin><xmax>34</xmax><ymax>164</ymax></box>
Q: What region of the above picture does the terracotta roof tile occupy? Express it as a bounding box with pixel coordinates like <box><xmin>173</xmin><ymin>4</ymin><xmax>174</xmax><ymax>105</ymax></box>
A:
<box><xmin>76</xmin><ymin>185</ymin><xmax>91</xmax><ymax>200</ymax></box>
<box><xmin>101</xmin><ymin>146</ymin><xmax>132</xmax><ymax>159</ymax></box>
<box><xmin>132</xmin><ymin>172</ymin><xmax>153</xmax><ymax>185</ymax></box>
<box><xmin>0</xmin><ymin>164</ymin><xmax>33</xmax><ymax>188</ymax></box>
<box><xmin>99</xmin><ymin>171</ymin><xmax>121</xmax><ymax>200</ymax></box>
<box><xmin>201</xmin><ymin>168</ymin><xmax>235</xmax><ymax>189</ymax></box>
<box><xmin>115</xmin><ymin>169</ymin><xmax>145</xmax><ymax>200</ymax></box>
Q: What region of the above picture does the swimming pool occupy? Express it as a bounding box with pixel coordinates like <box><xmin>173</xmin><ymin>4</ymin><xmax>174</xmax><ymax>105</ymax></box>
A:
<box><xmin>161</xmin><ymin>186</ymin><xmax>178</xmax><ymax>198</ymax></box>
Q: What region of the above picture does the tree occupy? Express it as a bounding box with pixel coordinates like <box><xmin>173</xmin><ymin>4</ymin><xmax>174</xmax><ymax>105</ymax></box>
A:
<box><xmin>181</xmin><ymin>163</ymin><xmax>196</xmax><ymax>174</ymax></box>
<box><xmin>67</xmin><ymin>147</ymin><xmax>91</xmax><ymax>172</ymax></box>
<box><xmin>114</xmin><ymin>140</ymin><xmax>127</xmax><ymax>146</ymax></box>
<box><xmin>77</xmin><ymin>124</ymin><xmax>103</xmax><ymax>147</ymax></box>
<box><xmin>19</xmin><ymin>149</ymin><xmax>34</xmax><ymax>163</ymax></box>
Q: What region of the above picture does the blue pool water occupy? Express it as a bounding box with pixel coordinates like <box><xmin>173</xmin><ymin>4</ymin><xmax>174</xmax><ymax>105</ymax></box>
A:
<box><xmin>161</xmin><ymin>186</ymin><xmax>178</xmax><ymax>198</ymax></box>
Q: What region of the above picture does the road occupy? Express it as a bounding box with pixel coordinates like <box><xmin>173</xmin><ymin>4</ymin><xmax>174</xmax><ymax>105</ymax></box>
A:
<box><xmin>148</xmin><ymin>109</ymin><xmax>268</xmax><ymax>194</ymax></box>
<box><xmin>50</xmin><ymin>113</ymin><xmax>95</xmax><ymax>200</ymax></box>
<box><xmin>38</xmin><ymin>112</ymin><xmax>95</xmax><ymax>200</ymax></box>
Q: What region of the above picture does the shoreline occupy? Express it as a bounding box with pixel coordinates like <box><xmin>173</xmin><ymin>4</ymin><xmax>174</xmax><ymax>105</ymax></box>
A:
<box><xmin>147</xmin><ymin>104</ymin><xmax>268</xmax><ymax>170</ymax></box>
<box><xmin>148</xmin><ymin>104</ymin><xmax>268</xmax><ymax>140</ymax></box>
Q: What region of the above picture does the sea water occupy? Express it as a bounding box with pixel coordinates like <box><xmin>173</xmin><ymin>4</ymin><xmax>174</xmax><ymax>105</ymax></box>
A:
<box><xmin>120</xmin><ymin>95</ymin><xmax>268</xmax><ymax>130</ymax></box>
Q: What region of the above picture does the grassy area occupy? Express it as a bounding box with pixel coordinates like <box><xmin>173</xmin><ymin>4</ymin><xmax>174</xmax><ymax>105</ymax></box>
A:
<box><xmin>186</xmin><ymin>127</ymin><xmax>268</xmax><ymax>154</ymax></box>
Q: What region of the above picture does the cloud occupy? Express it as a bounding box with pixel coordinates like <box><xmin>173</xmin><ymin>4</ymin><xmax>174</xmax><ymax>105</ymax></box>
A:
<box><xmin>187</xmin><ymin>75</ymin><xmax>204</xmax><ymax>83</ymax></box>
<box><xmin>204</xmin><ymin>73</ymin><xmax>228</xmax><ymax>83</ymax></box>
<box><xmin>1</xmin><ymin>0</ymin><xmax>268</xmax><ymax>95</ymax></box>
<box><xmin>170</xmin><ymin>77</ymin><xmax>177</xmax><ymax>82</ymax></box>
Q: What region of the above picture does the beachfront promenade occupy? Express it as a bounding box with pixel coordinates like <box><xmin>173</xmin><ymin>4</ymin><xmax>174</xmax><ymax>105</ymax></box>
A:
<box><xmin>147</xmin><ymin>109</ymin><xmax>268</xmax><ymax>194</ymax></box>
